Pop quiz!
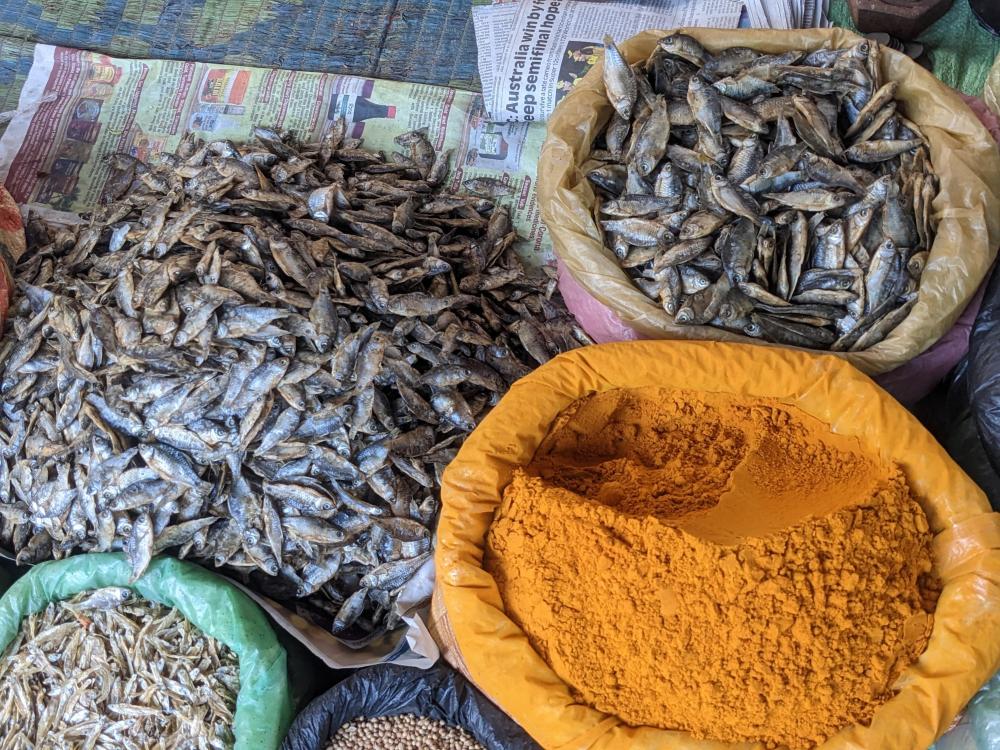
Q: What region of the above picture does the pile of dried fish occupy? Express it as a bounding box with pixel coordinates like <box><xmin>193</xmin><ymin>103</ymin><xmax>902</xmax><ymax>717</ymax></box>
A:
<box><xmin>0</xmin><ymin>124</ymin><xmax>586</xmax><ymax>642</ymax></box>
<box><xmin>590</xmin><ymin>34</ymin><xmax>937</xmax><ymax>350</ymax></box>
<box><xmin>0</xmin><ymin>587</ymin><xmax>238</xmax><ymax>749</ymax></box>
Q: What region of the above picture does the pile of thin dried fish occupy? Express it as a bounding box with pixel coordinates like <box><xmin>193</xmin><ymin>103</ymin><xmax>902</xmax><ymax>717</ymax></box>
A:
<box><xmin>0</xmin><ymin>124</ymin><xmax>586</xmax><ymax>642</ymax></box>
<box><xmin>0</xmin><ymin>587</ymin><xmax>238</xmax><ymax>749</ymax></box>
<box><xmin>590</xmin><ymin>34</ymin><xmax>937</xmax><ymax>350</ymax></box>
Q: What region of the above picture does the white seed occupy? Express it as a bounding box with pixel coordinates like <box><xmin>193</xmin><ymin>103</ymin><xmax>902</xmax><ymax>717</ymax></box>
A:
<box><xmin>325</xmin><ymin>714</ymin><xmax>486</xmax><ymax>750</ymax></box>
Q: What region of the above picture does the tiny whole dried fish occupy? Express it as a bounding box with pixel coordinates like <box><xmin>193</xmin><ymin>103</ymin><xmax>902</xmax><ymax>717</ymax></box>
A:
<box><xmin>0</xmin><ymin>590</ymin><xmax>239</xmax><ymax>749</ymax></box>
<box><xmin>0</xmin><ymin>124</ymin><xmax>587</xmax><ymax>643</ymax></box>
<box><xmin>592</xmin><ymin>34</ymin><xmax>938</xmax><ymax>351</ymax></box>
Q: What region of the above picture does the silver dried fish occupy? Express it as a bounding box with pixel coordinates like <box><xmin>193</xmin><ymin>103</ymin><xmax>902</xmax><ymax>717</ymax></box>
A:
<box><xmin>0</xmin><ymin>124</ymin><xmax>585</xmax><ymax>642</ymax></box>
<box><xmin>592</xmin><ymin>35</ymin><xmax>938</xmax><ymax>350</ymax></box>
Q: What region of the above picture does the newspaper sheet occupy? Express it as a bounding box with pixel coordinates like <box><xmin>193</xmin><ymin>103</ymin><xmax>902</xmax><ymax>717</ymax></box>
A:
<box><xmin>0</xmin><ymin>44</ymin><xmax>554</xmax><ymax>270</ymax></box>
<box><xmin>743</xmin><ymin>0</ymin><xmax>829</xmax><ymax>29</ymax></box>
<box><xmin>473</xmin><ymin>0</ymin><xmax>831</xmax><ymax>123</ymax></box>
<box><xmin>474</xmin><ymin>0</ymin><xmax>744</xmax><ymax>123</ymax></box>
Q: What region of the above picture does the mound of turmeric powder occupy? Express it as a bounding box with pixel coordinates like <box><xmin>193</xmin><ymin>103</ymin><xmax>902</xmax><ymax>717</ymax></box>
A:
<box><xmin>485</xmin><ymin>388</ymin><xmax>938</xmax><ymax>749</ymax></box>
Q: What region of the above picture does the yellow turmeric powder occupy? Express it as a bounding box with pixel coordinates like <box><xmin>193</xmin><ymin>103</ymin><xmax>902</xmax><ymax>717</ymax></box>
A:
<box><xmin>485</xmin><ymin>387</ymin><xmax>938</xmax><ymax>749</ymax></box>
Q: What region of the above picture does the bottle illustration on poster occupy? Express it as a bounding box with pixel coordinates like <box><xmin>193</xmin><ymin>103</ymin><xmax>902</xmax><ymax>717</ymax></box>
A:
<box><xmin>462</xmin><ymin>98</ymin><xmax>528</xmax><ymax>174</ymax></box>
<box><xmin>475</xmin><ymin>124</ymin><xmax>510</xmax><ymax>161</ymax></box>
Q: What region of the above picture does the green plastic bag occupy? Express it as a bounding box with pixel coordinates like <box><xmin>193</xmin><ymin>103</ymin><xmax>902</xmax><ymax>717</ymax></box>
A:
<box><xmin>930</xmin><ymin>670</ymin><xmax>1000</xmax><ymax>750</ymax></box>
<box><xmin>969</xmin><ymin>671</ymin><xmax>1000</xmax><ymax>749</ymax></box>
<box><xmin>0</xmin><ymin>553</ymin><xmax>293</xmax><ymax>750</ymax></box>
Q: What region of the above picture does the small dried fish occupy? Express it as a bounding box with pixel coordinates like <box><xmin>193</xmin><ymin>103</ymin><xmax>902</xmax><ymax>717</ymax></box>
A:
<box><xmin>0</xmin><ymin>592</ymin><xmax>238</xmax><ymax>748</ymax></box>
<box><xmin>590</xmin><ymin>36</ymin><xmax>937</xmax><ymax>351</ymax></box>
<box><xmin>603</xmin><ymin>36</ymin><xmax>638</xmax><ymax>120</ymax></box>
<box><xmin>0</xmin><ymin>125</ymin><xmax>585</xmax><ymax>642</ymax></box>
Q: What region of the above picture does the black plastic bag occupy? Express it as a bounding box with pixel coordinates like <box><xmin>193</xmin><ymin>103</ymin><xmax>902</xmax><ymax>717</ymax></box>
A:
<box><xmin>970</xmin><ymin>264</ymin><xmax>1000</xmax><ymax>485</ymax></box>
<box><xmin>914</xmin><ymin>357</ymin><xmax>1000</xmax><ymax>510</ymax></box>
<box><xmin>281</xmin><ymin>663</ymin><xmax>540</xmax><ymax>750</ymax></box>
<box><xmin>915</xmin><ymin>263</ymin><xmax>1000</xmax><ymax>511</ymax></box>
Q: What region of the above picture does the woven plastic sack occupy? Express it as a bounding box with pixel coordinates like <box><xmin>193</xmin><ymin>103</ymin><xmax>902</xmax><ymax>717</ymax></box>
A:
<box><xmin>0</xmin><ymin>553</ymin><xmax>294</xmax><ymax>750</ymax></box>
<box><xmin>435</xmin><ymin>340</ymin><xmax>1000</xmax><ymax>750</ymax></box>
<box><xmin>539</xmin><ymin>28</ymin><xmax>1000</xmax><ymax>376</ymax></box>
<box><xmin>281</xmin><ymin>663</ymin><xmax>540</xmax><ymax>750</ymax></box>
<box><xmin>556</xmin><ymin>90</ymin><xmax>999</xmax><ymax>405</ymax></box>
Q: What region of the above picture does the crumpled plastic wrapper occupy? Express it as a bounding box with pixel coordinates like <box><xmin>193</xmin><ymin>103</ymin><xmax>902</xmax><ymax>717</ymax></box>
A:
<box><xmin>984</xmin><ymin>52</ymin><xmax>1000</xmax><ymax>124</ymax></box>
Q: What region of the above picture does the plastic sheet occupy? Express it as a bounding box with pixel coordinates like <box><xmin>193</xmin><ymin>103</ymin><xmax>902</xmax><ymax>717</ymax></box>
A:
<box><xmin>0</xmin><ymin>553</ymin><xmax>293</xmax><ymax>750</ymax></box>
<box><xmin>435</xmin><ymin>340</ymin><xmax>1000</xmax><ymax>750</ymax></box>
<box><xmin>971</xmin><ymin>265</ymin><xmax>1000</xmax><ymax>478</ymax></box>
<box><xmin>916</xmin><ymin>357</ymin><xmax>1000</xmax><ymax>512</ymax></box>
<box><xmin>281</xmin><ymin>663</ymin><xmax>540</xmax><ymax>750</ymax></box>
<box><xmin>985</xmin><ymin>52</ymin><xmax>1000</xmax><ymax>120</ymax></box>
<box><xmin>969</xmin><ymin>671</ymin><xmax>1000</xmax><ymax>750</ymax></box>
<box><xmin>538</xmin><ymin>28</ymin><xmax>1000</xmax><ymax>375</ymax></box>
